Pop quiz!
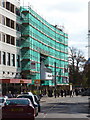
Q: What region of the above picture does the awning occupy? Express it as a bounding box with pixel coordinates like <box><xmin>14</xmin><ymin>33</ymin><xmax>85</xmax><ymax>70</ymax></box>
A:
<box><xmin>0</xmin><ymin>79</ymin><xmax>32</xmax><ymax>84</ymax></box>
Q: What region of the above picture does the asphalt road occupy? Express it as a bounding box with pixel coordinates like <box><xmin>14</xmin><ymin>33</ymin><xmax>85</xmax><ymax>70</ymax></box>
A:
<box><xmin>36</xmin><ymin>95</ymin><xmax>90</xmax><ymax>120</ymax></box>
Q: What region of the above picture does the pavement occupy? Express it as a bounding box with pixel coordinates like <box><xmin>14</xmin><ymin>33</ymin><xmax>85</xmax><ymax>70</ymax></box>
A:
<box><xmin>40</xmin><ymin>95</ymin><xmax>86</xmax><ymax>102</ymax></box>
<box><xmin>37</xmin><ymin>95</ymin><xmax>90</xmax><ymax>119</ymax></box>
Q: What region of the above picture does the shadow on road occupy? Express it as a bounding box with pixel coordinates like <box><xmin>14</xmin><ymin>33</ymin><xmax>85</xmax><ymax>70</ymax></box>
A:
<box><xmin>41</xmin><ymin>102</ymin><xmax>89</xmax><ymax>115</ymax></box>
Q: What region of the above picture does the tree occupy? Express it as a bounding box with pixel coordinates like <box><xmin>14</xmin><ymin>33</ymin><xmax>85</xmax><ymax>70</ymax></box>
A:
<box><xmin>69</xmin><ymin>47</ymin><xmax>86</xmax><ymax>87</ymax></box>
<box><xmin>84</xmin><ymin>59</ymin><xmax>90</xmax><ymax>87</ymax></box>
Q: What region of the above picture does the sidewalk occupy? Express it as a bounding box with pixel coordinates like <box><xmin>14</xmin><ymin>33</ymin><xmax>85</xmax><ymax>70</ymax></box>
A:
<box><xmin>40</xmin><ymin>95</ymin><xmax>67</xmax><ymax>102</ymax></box>
<box><xmin>40</xmin><ymin>95</ymin><xmax>88</xmax><ymax>102</ymax></box>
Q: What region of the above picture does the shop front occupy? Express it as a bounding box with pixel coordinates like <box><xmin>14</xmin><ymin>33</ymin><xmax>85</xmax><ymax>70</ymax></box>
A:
<box><xmin>0</xmin><ymin>79</ymin><xmax>32</xmax><ymax>95</ymax></box>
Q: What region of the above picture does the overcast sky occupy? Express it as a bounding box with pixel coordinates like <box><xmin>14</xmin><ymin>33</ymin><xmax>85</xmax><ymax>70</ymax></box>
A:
<box><xmin>20</xmin><ymin>0</ymin><xmax>89</xmax><ymax>59</ymax></box>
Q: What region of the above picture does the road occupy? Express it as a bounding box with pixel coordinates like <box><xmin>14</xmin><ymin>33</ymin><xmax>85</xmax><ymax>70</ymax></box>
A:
<box><xmin>36</xmin><ymin>95</ymin><xmax>90</xmax><ymax>120</ymax></box>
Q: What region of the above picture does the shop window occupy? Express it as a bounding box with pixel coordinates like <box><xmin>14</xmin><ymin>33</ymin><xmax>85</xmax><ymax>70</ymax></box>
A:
<box><xmin>11</xmin><ymin>54</ymin><xmax>15</xmax><ymax>66</ymax></box>
<box><xmin>11</xmin><ymin>20</ymin><xmax>14</xmax><ymax>29</ymax></box>
<box><xmin>11</xmin><ymin>36</ymin><xmax>15</xmax><ymax>45</ymax></box>
<box><xmin>2</xmin><ymin>51</ymin><xmax>6</xmax><ymax>65</ymax></box>
<box><xmin>2</xmin><ymin>33</ymin><xmax>5</xmax><ymax>42</ymax></box>
<box><xmin>7</xmin><ymin>52</ymin><xmax>10</xmax><ymax>66</ymax></box>
<box><xmin>6</xmin><ymin>34</ymin><xmax>10</xmax><ymax>44</ymax></box>
<box><xmin>6</xmin><ymin>17</ymin><xmax>10</xmax><ymax>27</ymax></box>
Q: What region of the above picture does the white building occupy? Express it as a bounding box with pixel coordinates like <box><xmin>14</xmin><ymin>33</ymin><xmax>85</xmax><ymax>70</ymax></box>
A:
<box><xmin>0</xmin><ymin>0</ymin><xmax>21</xmax><ymax>80</ymax></box>
<box><xmin>88</xmin><ymin>1</ymin><xmax>90</xmax><ymax>58</ymax></box>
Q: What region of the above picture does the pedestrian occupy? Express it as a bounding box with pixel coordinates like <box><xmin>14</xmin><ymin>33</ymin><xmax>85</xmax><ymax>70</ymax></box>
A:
<box><xmin>6</xmin><ymin>91</ymin><xmax>13</xmax><ymax>98</ymax></box>
<box><xmin>57</xmin><ymin>89</ymin><xmax>60</xmax><ymax>97</ymax></box>
<box><xmin>61</xmin><ymin>89</ymin><xmax>63</xmax><ymax>97</ymax></box>
<box><xmin>75</xmin><ymin>89</ymin><xmax>78</xmax><ymax>96</ymax></box>
<box><xmin>70</xmin><ymin>90</ymin><xmax>73</xmax><ymax>97</ymax></box>
<box><xmin>54</xmin><ymin>89</ymin><xmax>57</xmax><ymax>98</ymax></box>
<box><xmin>64</xmin><ymin>89</ymin><xmax>67</xmax><ymax>97</ymax></box>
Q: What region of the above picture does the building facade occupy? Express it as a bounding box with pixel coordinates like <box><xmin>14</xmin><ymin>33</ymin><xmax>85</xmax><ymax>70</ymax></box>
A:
<box><xmin>20</xmin><ymin>6</ymin><xmax>69</xmax><ymax>86</ymax></box>
<box><xmin>0</xmin><ymin>2</ymin><xmax>69</xmax><ymax>94</ymax></box>
<box><xmin>0</xmin><ymin>0</ymin><xmax>21</xmax><ymax>79</ymax></box>
<box><xmin>0</xmin><ymin>0</ymin><xmax>22</xmax><ymax>94</ymax></box>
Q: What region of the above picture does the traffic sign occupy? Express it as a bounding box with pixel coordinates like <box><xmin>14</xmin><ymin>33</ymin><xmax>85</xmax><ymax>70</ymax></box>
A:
<box><xmin>34</xmin><ymin>79</ymin><xmax>40</xmax><ymax>86</ymax></box>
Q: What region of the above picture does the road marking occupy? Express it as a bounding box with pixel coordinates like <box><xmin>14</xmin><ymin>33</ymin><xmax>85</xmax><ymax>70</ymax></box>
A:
<box><xmin>43</xmin><ymin>104</ymin><xmax>57</xmax><ymax>118</ymax></box>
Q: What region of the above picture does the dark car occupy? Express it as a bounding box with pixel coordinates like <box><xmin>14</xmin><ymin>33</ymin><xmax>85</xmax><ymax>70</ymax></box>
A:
<box><xmin>34</xmin><ymin>95</ymin><xmax>41</xmax><ymax>112</ymax></box>
<box><xmin>0</xmin><ymin>96</ymin><xmax>8</xmax><ymax>108</ymax></box>
<box><xmin>81</xmin><ymin>89</ymin><xmax>90</xmax><ymax>96</ymax></box>
<box><xmin>2</xmin><ymin>98</ymin><xmax>35</xmax><ymax>120</ymax></box>
<box><xmin>17</xmin><ymin>94</ymin><xmax>38</xmax><ymax>116</ymax></box>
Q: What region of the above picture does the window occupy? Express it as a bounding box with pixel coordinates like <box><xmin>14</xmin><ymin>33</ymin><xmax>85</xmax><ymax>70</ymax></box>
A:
<box><xmin>6</xmin><ymin>34</ymin><xmax>10</xmax><ymax>44</ymax></box>
<box><xmin>2</xmin><ymin>51</ymin><xmax>6</xmax><ymax>65</ymax></box>
<box><xmin>0</xmin><ymin>51</ymin><xmax>1</xmax><ymax>64</ymax></box>
<box><xmin>2</xmin><ymin>33</ymin><xmax>5</xmax><ymax>42</ymax></box>
<box><xmin>6</xmin><ymin>1</ymin><xmax>10</xmax><ymax>10</ymax></box>
<box><xmin>17</xmin><ymin>55</ymin><xmax>20</xmax><ymax>67</ymax></box>
<box><xmin>1</xmin><ymin>0</ymin><xmax>5</xmax><ymax>7</ymax></box>
<box><xmin>11</xmin><ymin>4</ymin><xmax>14</xmax><ymax>13</ymax></box>
<box><xmin>7</xmin><ymin>53</ymin><xmax>10</xmax><ymax>66</ymax></box>
<box><xmin>11</xmin><ymin>36</ymin><xmax>15</xmax><ymax>45</ymax></box>
<box><xmin>6</xmin><ymin>17</ymin><xmax>10</xmax><ymax>27</ymax></box>
<box><xmin>2</xmin><ymin>15</ymin><xmax>5</xmax><ymax>25</ymax></box>
<box><xmin>0</xmin><ymin>14</ymin><xmax>1</xmax><ymax>23</ymax></box>
<box><xmin>16</xmin><ymin>23</ymin><xmax>21</xmax><ymax>31</ymax></box>
<box><xmin>16</xmin><ymin>8</ymin><xmax>20</xmax><ymax>16</ymax></box>
<box><xmin>11</xmin><ymin>20</ymin><xmax>14</xmax><ymax>29</ymax></box>
<box><xmin>6</xmin><ymin>2</ymin><xmax>15</xmax><ymax>13</ymax></box>
<box><xmin>6</xmin><ymin>17</ymin><xmax>15</xmax><ymax>29</ymax></box>
<box><xmin>0</xmin><ymin>33</ymin><xmax>1</xmax><ymax>41</ymax></box>
<box><xmin>11</xmin><ymin>54</ymin><xmax>15</xmax><ymax>66</ymax></box>
<box><xmin>16</xmin><ymin>39</ymin><xmax>21</xmax><ymax>47</ymax></box>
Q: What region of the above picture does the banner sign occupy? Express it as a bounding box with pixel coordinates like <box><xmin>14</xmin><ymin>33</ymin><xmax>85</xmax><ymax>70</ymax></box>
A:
<box><xmin>45</xmin><ymin>72</ymin><xmax>52</xmax><ymax>80</ymax></box>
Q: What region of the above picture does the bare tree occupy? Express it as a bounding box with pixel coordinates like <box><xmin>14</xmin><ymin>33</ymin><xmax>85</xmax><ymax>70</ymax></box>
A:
<box><xmin>69</xmin><ymin>47</ymin><xmax>86</xmax><ymax>86</ymax></box>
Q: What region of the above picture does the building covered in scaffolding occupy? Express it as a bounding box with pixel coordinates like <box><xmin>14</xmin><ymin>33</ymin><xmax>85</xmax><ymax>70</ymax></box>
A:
<box><xmin>20</xmin><ymin>6</ymin><xmax>69</xmax><ymax>87</ymax></box>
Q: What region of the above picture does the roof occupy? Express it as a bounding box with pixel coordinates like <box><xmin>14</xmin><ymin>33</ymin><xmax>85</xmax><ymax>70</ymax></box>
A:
<box><xmin>7</xmin><ymin>98</ymin><xmax>29</xmax><ymax>100</ymax></box>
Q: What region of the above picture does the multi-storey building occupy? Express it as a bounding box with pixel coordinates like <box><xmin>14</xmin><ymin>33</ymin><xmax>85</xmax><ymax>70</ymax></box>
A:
<box><xmin>0</xmin><ymin>0</ymin><xmax>22</xmax><ymax>94</ymax></box>
<box><xmin>0</xmin><ymin>2</ymin><xmax>69</xmax><ymax>94</ymax></box>
<box><xmin>20</xmin><ymin>6</ymin><xmax>69</xmax><ymax>87</ymax></box>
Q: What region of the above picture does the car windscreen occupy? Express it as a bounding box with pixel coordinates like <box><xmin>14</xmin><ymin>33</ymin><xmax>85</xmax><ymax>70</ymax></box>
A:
<box><xmin>17</xmin><ymin>96</ymin><xmax>34</xmax><ymax>105</ymax></box>
<box><xmin>6</xmin><ymin>99</ymin><xmax>29</xmax><ymax>105</ymax></box>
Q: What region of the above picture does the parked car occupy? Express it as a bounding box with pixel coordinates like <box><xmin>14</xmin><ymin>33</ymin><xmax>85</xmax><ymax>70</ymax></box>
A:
<box><xmin>17</xmin><ymin>94</ymin><xmax>38</xmax><ymax>116</ymax></box>
<box><xmin>2</xmin><ymin>98</ymin><xmax>35</xmax><ymax>120</ymax></box>
<box><xmin>34</xmin><ymin>95</ymin><xmax>41</xmax><ymax>112</ymax></box>
<box><xmin>81</xmin><ymin>88</ymin><xmax>90</xmax><ymax>96</ymax></box>
<box><xmin>22</xmin><ymin>92</ymin><xmax>41</xmax><ymax>112</ymax></box>
<box><xmin>0</xmin><ymin>96</ymin><xmax>8</xmax><ymax>108</ymax></box>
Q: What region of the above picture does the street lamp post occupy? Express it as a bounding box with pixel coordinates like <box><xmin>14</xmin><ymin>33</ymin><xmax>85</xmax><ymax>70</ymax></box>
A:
<box><xmin>54</xmin><ymin>61</ymin><xmax>57</xmax><ymax>98</ymax></box>
<box><xmin>54</xmin><ymin>25</ymin><xmax>57</xmax><ymax>98</ymax></box>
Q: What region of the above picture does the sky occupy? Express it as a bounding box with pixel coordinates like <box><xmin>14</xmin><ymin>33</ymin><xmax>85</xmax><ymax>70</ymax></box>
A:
<box><xmin>20</xmin><ymin>0</ymin><xmax>89</xmax><ymax>59</ymax></box>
